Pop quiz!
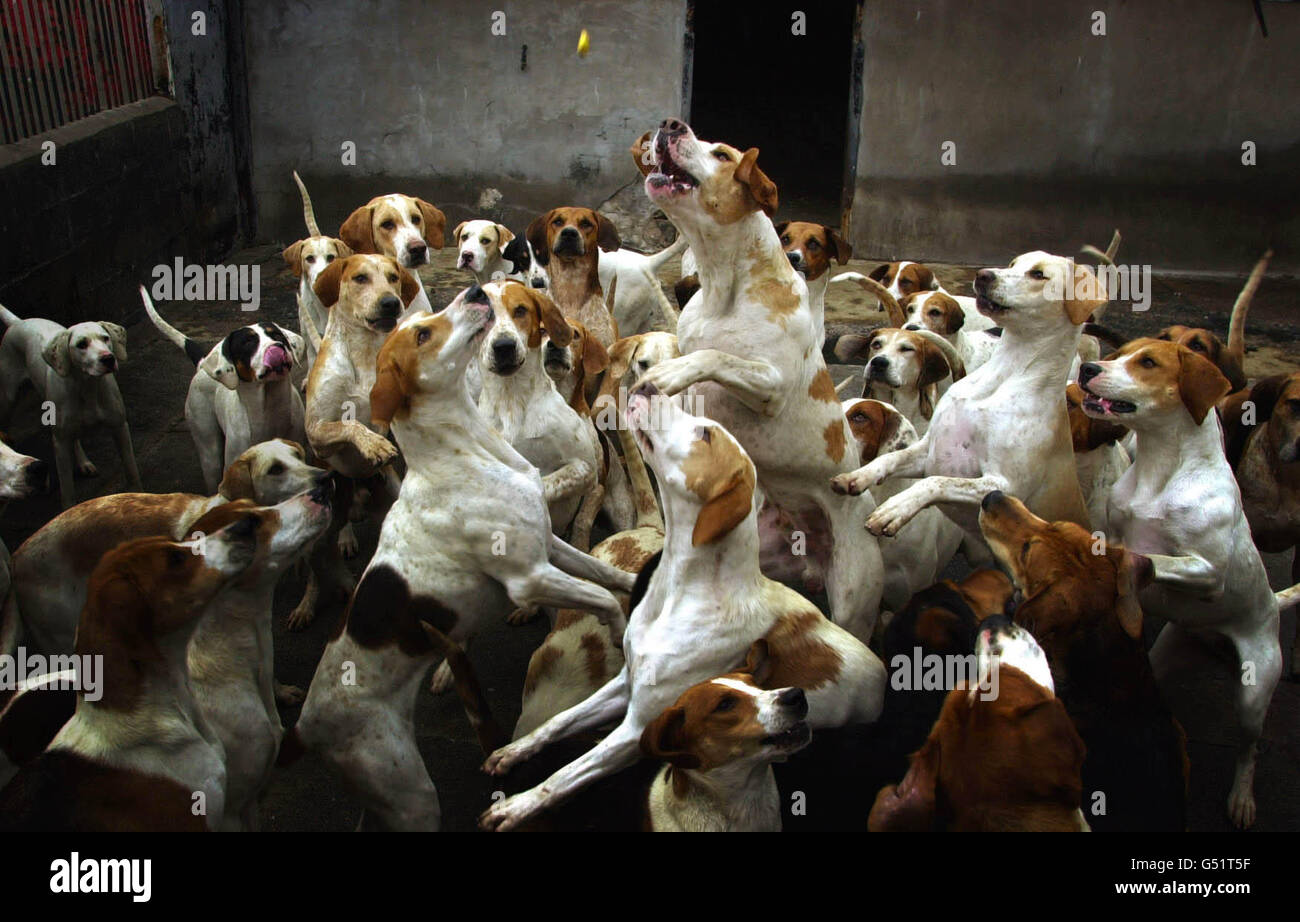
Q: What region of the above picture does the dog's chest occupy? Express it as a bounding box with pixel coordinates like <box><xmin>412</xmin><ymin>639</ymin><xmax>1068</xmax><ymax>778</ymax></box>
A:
<box><xmin>57</xmin><ymin>378</ymin><xmax>124</xmax><ymax>431</ymax></box>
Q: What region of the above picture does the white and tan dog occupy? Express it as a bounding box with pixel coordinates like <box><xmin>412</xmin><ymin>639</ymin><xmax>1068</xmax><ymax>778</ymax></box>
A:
<box><xmin>478</xmin><ymin>391</ymin><xmax>884</xmax><ymax>831</ymax></box>
<box><xmin>598</xmin><ymin>237</ymin><xmax>685</xmax><ymax>335</ymax></box>
<box><xmin>775</xmin><ymin>220</ymin><xmax>852</xmax><ymax>346</ymax></box>
<box><xmin>629</xmin><ymin>119</ymin><xmax>884</xmax><ymax>642</ymax></box>
<box><xmin>453</xmin><ymin>219</ymin><xmax>517</xmax><ymax>282</ymax></box>
<box><xmin>338</xmin><ymin>193</ymin><xmax>446</xmax><ymax>315</ymax></box>
<box><xmin>283</xmin><ymin>171</ymin><xmax>352</xmax><ymax>378</ymax></box>
<box><xmin>141</xmin><ymin>289</ymin><xmax>306</xmax><ymax>494</ymax></box>
<box><xmin>834</xmin><ymin>327</ymin><xmax>964</xmax><ymax>434</ymax></box>
<box><xmin>291</xmin><ymin>286</ymin><xmax>634</xmax><ymax>831</ymax></box>
<box><xmin>641</xmin><ymin>668</ymin><xmax>811</xmax><ymax>832</ymax></box>
<box><xmin>0</xmin><ymin>306</ymin><xmax>139</xmax><ymax>508</ymax></box>
<box><xmin>1077</xmin><ymin>338</ymin><xmax>1288</xmax><ymax>828</ymax></box>
<box><xmin>832</xmin><ymin>252</ymin><xmax>1104</xmax><ymax>553</ymax></box>
<box><xmin>901</xmin><ymin>289</ymin><xmax>1001</xmax><ymax>375</ymax></box>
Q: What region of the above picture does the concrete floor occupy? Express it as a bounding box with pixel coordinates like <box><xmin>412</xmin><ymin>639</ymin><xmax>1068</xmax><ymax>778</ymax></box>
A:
<box><xmin>1</xmin><ymin>243</ymin><xmax>1296</xmax><ymax>831</ymax></box>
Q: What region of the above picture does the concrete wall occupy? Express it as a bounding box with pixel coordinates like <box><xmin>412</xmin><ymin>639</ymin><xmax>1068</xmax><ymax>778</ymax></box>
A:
<box><xmin>244</xmin><ymin>0</ymin><xmax>685</xmax><ymax>244</ymax></box>
<box><xmin>0</xmin><ymin>0</ymin><xmax>252</xmax><ymax>326</ymax></box>
<box><xmin>848</xmin><ymin>0</ymin><xmax>1300</xmax><ymax>273</ymax></box>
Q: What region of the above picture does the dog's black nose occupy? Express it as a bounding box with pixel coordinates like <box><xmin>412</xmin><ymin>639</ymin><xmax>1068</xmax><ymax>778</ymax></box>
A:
<box><xmin>869</xmin><ymin>356</ymin><xmax>888</xmax><ymax>369</ymax></box>
<box><xmin>309</xmin><ymin>472</ymin><xmax>335</xmax><ymax>504</ymax></box>
<box><xmin>465</xmin><ymin>284</ymin><xmax>488</xmax><ymax>304</ymax></box>
<box><xmin>778</xmin><ymin>687</ymin><xmax>807</xmax><ymax>717</ymax></box>
<box><xmin>530</xmin><ymin>277</ymin><xmax>546</xmax><ymax>289</ymax></box>
<box><xmin>904</xmin><ymin>323</ymin><xmax>921</xmax><ymax>331</ymax></box>
<box><xmin>378</xmin><ymin>294</ymin><xmax>401</xmax><ymax>317</ymax></box>
<box><xmin>981</xmin><ymin>490</ymin><xmax>1005</xmax><ymax>511</ymax></box>
<box><xmin>407</xmin><ymin>242</ymin><xmax>427</xmax><ymax>260</ymax></box>
<box><xmin>1077</xmin><ymin>363</ymin><xmax>1101</xmax><ymax>385</ymax></box>
<box><xmin>786</xmin><ymin>252</ymin><xmax>802</xmax><ymax>267</ymax></box>
<box><xmin>25</xmin><ymin>460</ymin><xmax>48</xmax><ymax>488</ymax></box>
<box><xmin>99</xmin><ymin>354</ymin><xmax>116</xmax><ymax>369</ymax></box>
<box><xmin>492</xmin><ymin>340</ymin><xmax>518</xmax><ymax>364</ymax></box>
<box><xmin>981</xmin><ymin>613</ymin><xmax>1013</xmax><ymax>637</ymax></box>
<box><xmin>660</xmin><ymin>117</ymin><xmax>687</xmax><ymax>134</ymax></box>
<box><xmin>974</xmin><ymin>269</ymin><xmax>996</xmax><ymax>286</ymax></box>
<box><xmin>559</xmin><ymin>226</ymin><xmax>579</xmax><ymax>238</ymax></box>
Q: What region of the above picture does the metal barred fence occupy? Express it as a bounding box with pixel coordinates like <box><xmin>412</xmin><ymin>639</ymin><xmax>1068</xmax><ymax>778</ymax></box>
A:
<box><xmin>1</xmin><ymin>0</ymin><xmax>168</xmax><ymax>145</ymax></box>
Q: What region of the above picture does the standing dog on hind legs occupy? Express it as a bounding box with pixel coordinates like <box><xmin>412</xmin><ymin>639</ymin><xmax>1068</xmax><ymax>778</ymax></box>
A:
<box><xmin>629</xmin><ymin>120</ymin><xmax>884</xmax><ymax>641</ymax></box>
<box><xmin>291</xmin><ymin>285</ymin><xmax>634</xmax><ymax>831</ymax></box>
<box><xmin>0</xmin><ymin>306</ymin><xmax>139</xmax><ymax>508</ymax></box>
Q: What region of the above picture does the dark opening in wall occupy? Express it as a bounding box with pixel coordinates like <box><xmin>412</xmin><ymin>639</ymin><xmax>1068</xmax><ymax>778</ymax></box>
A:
<box><xmin>688</xmin><ymin>0</ymin><xmax>857</xmax><ymax>226</ymax></box>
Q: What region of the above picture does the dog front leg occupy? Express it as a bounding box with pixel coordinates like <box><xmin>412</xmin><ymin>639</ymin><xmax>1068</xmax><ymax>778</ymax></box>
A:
<box><xmin>480</xmin><ymin>720</ymin><xmax>642</xmax><ymax>831</ymax></box>
<box><xmin>1145</xmin><ymin>552</ymin><xmax>1226</xmax><ymax>598</ymax></box>
<box><xmin>507</xmin><ymin>563</ymin><xmax>628</xmax><ymax>643</ymax></box>
<box><xmin>112</xmin><ymin>422</ymin><xmax>142</xmax><ymax>491</ymax></box>
<box><xmin>641</xmin><ymin>350</ymin><xmax>786</xmax><ymax>416</ymax></box>
<box><xmin>547</xmin><ymin>534</ymin><xmax>637</xmax><ymax>592</ymax></box>
<box><xmin>541</xmin><ymin>459</ymin><xmax>596</xmax><ymax>505</ymax></box>
<box><xmin>483</xmin><ymin>667</ymin><xmax>630</xmax><ymax>776</ymax></box>
<box><xmin>831</xmin><ymin>435</ymin><xmax>931</xmax><ymax>495</ymax></box>
<box><xmin>867</xmin><ymin>474</ymin><xmax>1010</xmax><ymax>537</ymax></box>
<box><xmin>51</xmin><ymin>434</ymin><xmax>77</xmax><ymax>508</ymax></box>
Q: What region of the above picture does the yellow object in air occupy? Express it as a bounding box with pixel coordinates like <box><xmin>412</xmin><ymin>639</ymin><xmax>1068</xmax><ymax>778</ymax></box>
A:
<box><xmin>578</xmin><ymin>29</ymin><xmax>590</xmax><ymax>56</ymax></box>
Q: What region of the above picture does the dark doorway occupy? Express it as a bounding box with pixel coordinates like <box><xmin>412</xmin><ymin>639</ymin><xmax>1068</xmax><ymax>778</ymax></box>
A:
<box><xmin>687</xmin><ymin>0</ymin><xmax>858</xmax><ymax>227</ymax></box>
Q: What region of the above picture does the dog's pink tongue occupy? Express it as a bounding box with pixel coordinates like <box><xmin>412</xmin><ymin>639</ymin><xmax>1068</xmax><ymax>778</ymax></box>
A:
<box><xmin>265</xmin><ymin>344</ymin><xmax>290</xmax><ymax>370</ymax></box>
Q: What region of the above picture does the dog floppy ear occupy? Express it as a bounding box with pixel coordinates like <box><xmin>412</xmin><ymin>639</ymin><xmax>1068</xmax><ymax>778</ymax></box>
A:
<box><xmin>773</xmin><ymin>220</ymin><xmax>790</xmax><ymax>238</ymax></box>
<box><xmin>630</xmin><ymin>130</ymin><xmax>655</xmax><ymax>178</ymax></box>
<box><xmin>494</xmin><ymin>224</ymin><xmax>514</xmax><ymax>246</ymax></box>
<box><xmin>1115</xmin><ymin>550</ymin><xmax>1151</xmax><ymax>640</ymax></box>
<box><xmin>41</xmin><ymin>330</ymin><xmax>73</xmax><ymax>377</ymax></box>
<box><xmin>734</xmin><ymin>147</ymin><xmax>778</xmax><ymax>217</ymax></box>
<box><xmin>100</xmin><ymin>322</ymin><xmax>128</xmax><ymax>362</ymax></box>
<box><xmin>282</xmin><ymin>327</ymin><xmax>307</xmax><ymax>366</ymax></box>
<box><xmin>743</xmin><ymin>639</ymin><xmax>773</xmax><ymax>687</ymax></box>
<box><xmin>595</xmin><ymin>212</ymin><xmax>621</xmax><ymax>253</ymax></box>
<box><xmin>868</xmin><ymin>733</ymin><xmax>940</xmax><ymax>832</ymax></box>
<box><xmin>339</xmin><ymin>205</ymin><xmax>375</xmax><ymax>253</ymax></box>
<box><xmin>868</xmin><ymin>263</ymin><xmax>891</xmax><ymax>283</ymax></box>
<box><xmin>1177</xmin><ymin>347</ymin><xmax>1232</xmax><ymax>425</ymax></box>
<box><xmin>688</xmin><ymin>434</ymin><xmax>755</xmax><ymax>547</ymax></box>
<box><xmin>451</xmin><ymin>222</ymin><xmax>468</xmax><ymax>249</ymax></box>
<box><xmin>824</xmin><ymin>226</ymin><xmax>852</xmax><ymax>264</ymax></box>
<box><xmin>198</xmin><ymin>341</ymin><xmax>240</xmax><ymax>390</ymax></box>
<box><xmin>1064</xmin><ymin>262</ymin><xmax>1108</xmax><ymax>326</ymax></box>
<box><xmin>580</xmin><ymin>327</ymin><xmax>609</xmax><ymax>375</ymax></box>
<box><xmin>282</xmin><ymin>239</ymin><xmax>306</xmax><ymax>277</ymax></box>
<box><xmin>218</xmin><ymin>455</ymin><xmax>255</xmax><ymax>500</ymax></box>
<box><xmin>529</xmin><ymin>289</ymin><xmax>572</xmax><ymax>349</ymax></box>
<box><xmin>415</xmin><ymin>199</ymin><xmax>446</xmax><ymax>249</ymax></box>
<box><xmin>525</xmin><ymin>211</ymin><xmax>552</xmax><ymax>267</ymax></box>
<box><xmin>833</xmin><ymin>331</ymin><xmax>874</xmax><ymax>364</ymax></box>
<box><xmin>398</xmin><ymin>267</ymin><xmax>420</xmax><ymax>307</ymax></box>
<box><xmin>916</xmin><ymin>337</ymin><xmax>952</xmax><ymax>390</ymax></box>
<box><xmin>313</xmin><ymin>256</ymin><xmax>348</xmax><ymax>307</ymax></box>
<box><xmin>640</xmin><ymin>705</ymin><xmax>699</xmax><ymax>768</ymax></box>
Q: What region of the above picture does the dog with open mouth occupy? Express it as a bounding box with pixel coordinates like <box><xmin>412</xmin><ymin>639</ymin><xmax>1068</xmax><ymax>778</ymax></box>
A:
<box><xmin>627</xmin><ymin>118</ymin><xmax>886</xmax><ymax>644</ymax></box>
<box><xmin>141</xmin><ymin>289</ymin><xmax>306</xmax><ymax>495</ymax></box>
<box><xmin>1077</xmin><ymin>337</ymin><xmax>1290</xmax><ymax>828</ymax></box>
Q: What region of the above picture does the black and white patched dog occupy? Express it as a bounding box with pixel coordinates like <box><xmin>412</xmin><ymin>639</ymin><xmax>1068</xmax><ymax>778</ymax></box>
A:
<box><xmin>141</xmin><ymin>287</ymin><xmax>307</xmax><ymax>492</ymax></box>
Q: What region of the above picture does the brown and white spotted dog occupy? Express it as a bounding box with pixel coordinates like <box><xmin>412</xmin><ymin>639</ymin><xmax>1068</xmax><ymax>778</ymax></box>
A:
<box><xmin>775</xmin><ymin>220</ymin><xmax>851</xmax><ymax>345</ymax></box>
<box><xmin>835</xmin><ymin>327</ymin><xmax>961</xmax><ymax>435</ymax></box>
<box><xmin>641</xmin><ymin>667</ymin><xmax>810</xmax><ymax>832</ymax></box>
<box><xmin>339</xmin><ymin>194</ymin><xmax>447</xmax><ymax>314</ymax></box>
<box><xmin>901</xmin><ymin>289</ymin><xmax>1001</xmax><ymax>375</ymax></box>
<box><xmin>284</xmin><ymin>171</ymin><xmax>353</xmax><ymax>377</ymax></box>
<box><xmin>291</xmin><ymin>283</ymin><xmax>634</xmax><ymax>831</ymax></box>
<box><xmin>479</xmin><ymin>391</ymin><xmax>884</xmax><ymax>832</ymax></box>
<box><xmin>526</xmin><ymin>206</ymin><xmax>623</xmax><ymax>349</ymax></box>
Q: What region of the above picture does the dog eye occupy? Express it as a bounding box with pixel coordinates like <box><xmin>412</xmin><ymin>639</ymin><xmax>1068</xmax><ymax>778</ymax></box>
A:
<box><xmin>268</xmin><ymin>462</ymin><xmax>285</xmax><ymax>475</ymax></box>
<box><xmin>807</xmin><ymin>240</ymin><xmax>821</xmax><ymax>251</ymax></box>
<box><xmin>849</xmin><ymin>412</ymin><xmax>868</xmax><ymax>423</ymax></box>
<box><xmin>712</xmin><ymin>150</ymin><xmax>730</xmax><ymax>161</ymax></box>
<box><xmin>1139</xmin><ymin>357</ymin><xmax>1157</xmax><ymax>368</ymax></box>
<box><xmin>1029</xmin><ymin>269</ymin><xmax>1046</xmax><ymax>280</ymax></box>
<box><xmin>929</xmin><ymin>310</ymin><xmax>941</xmax><ymax>317</ymax></box>
<box><xmin>714</xmin><ymin>696</ymin><xmax>735</xmax><ymax>712</ymax></box>
<box><xmin>417</xmin><ymin>327</ymin><xmax>431</xmax><ymax>345</ymax></box>
<box><xmin>306</xmin><ymin>255</ymin><xmax>316</xmax><ymax>264</ymax></box>
<box><xmin>870</xmin><ymin>341</ymin><xmax>882</xmax><ymax>350</ymax></box>
<box><xmin>76</xmin><ymin>339</ymin><xmax>88</xmax><ymax>349</ymax></box>
<box><xmin>353</xmin><ymin>274</ymin><xmax>369</xmax><ymax>284</ymax></box>
<box><xmin>388</xmin><ymin>274</ymin><xmax>399</xmax><ymax>283</ymax></box>
<box><xmin>411</xmin><ymin>215</ymin><xmax>421</xmax><ymax>224</ymax></box>
<box><xmin>1190</xmin><ymin>341</ymin><xmax>1206</xmax><ymax>352</ymax></box>
<box><xmin>513</xmin><ymin>306</ymin><xmax>529</xmax><ymax>319</ymax></box>
<box><xmin>1021</xmin><ymin>541</ymin><xmax>1032</xmax><ymax>557</ymax></box>
<box><xmin>552</xmin><ymin>218</ymin><xmax>564</xmax><ymax>227</ymax></box>
<box><xmin>480</xmin><ymin>238</ymin><xmax>491</xmax><ymax>245</ymax></box>
<box><xmin>381</xmin><ymin>220</ymin><xmax>395</xmax><ymax>230</ymax></box>
<box><xmin>325</xmin><ymin>254</ymin><xmax>335</xmax><ymax>263</ymax></box>
<box><xmin>899</xmin><ymin>345</ymin><xmax>914</xmax><ymax>353</ymax></box>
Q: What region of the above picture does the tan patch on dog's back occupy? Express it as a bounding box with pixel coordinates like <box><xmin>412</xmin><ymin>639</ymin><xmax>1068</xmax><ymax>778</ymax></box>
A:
<box><xmin>808</xmin><ymin>368</ymin><xmax>837</xmax><ymax>403</ymax></box>
<box><xmin>748</xmin><ymin>277</ymin><xmax>800</xmax><ymax>324</ymax></box>
<box><xmin>579</xmin><ymin>631</ymin><xmax>610</xmax><ymax>685</ymax></box>
<box><xmin>762</xmin><ymin>608</ymin><xmax>842</xmax><ymax>691</ymax></box>
<box><xmin>823</xmin><ymin>419</ymin><xmax>846</xmax><ymax>462</ymax></box>
<box><xmin>523</xmin><ymin>645</ymin><xmax>561</xmax><ymax>695</ymax></box>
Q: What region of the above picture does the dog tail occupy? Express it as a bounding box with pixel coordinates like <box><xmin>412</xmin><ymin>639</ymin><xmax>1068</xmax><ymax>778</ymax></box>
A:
<box><xmin>300</xmin><ymin>301</ymin><xmax>323</xmax><ymax>352</ymax></box>
<box><xmin>139</xmin><ymin>285</ymin><xmax>207</xmax><ymax>366</ymax></box>
<box><xmin>1227</xmin><ymin>249</ymin><xmax>1272</xmax><ymax>374</ymax></box>
<box><xmin>830</xmin><ymin>271</ymin><xmax>905</xmax><ymax>327</ymax></box>
<box><xmin>1275</xmin><ymin>582</ymin><xmax>1300</xmax><ymax>611</ymax></box>
<box><xmin>293</xmin><ymin>170</ymin><xmax>322</xmax><ymax>237</ymax></box>
<box><xmin>641</xmin><ymin>235</ymin><xmax>688</xmax><ymax>273</ymax></box>
<box><xmin>617</xmin><ymin>423</ymin><xmax>663</xmax><ymax>532</ymax></box>
<box><xmin>912</xmin><ymin>328</ymin><xmax>967</xmax><ymax>381</ymax></box>
<box><xmin>1080</xmin><ymin>228</ymin><xmax>1122</xmax><ymax>267</ymax></box>
<box><xmin>0</xmin><ymin>304</ymin><xmax>22</xmax><ymax>328</ymax></box>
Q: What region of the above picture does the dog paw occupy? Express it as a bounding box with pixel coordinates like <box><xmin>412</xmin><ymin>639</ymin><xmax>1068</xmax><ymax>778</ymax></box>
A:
<box><xmin>482</xmin><ymin>740</ymin><xmax>530</xmax><ymax>777</ymax></box>
<box><xmin>357</xmin><ymin>430</ymin><xmax>399</xmax><ymax>467</ymax></box>
<box><xmin>866</xmin><ymin>497</ymin><xmax>918</xmax><ymax>537</ymax></box>
<box><xmin>429</xmin><ymin>660</ymin><xmax>454</xmax><ymax>694</ymax></box>
<box><xmin>830</xmin><ymin>470</ymin><xmax>870</xmax><ymax>495</ymax></box>
<box><xmin>75</xmin><ymin>460</ymin><xmax>98</xmax><ymax>478</ymax></box>
<box><xmin>274</xmin><ymin>681</ymin><xmax>306</xmax><ymax>707</ymax></box>
<box><xmin>337</xmin><ymin>523</ymin><xmax>359</xmax><ymax>558</ymax></box>
<box><xmin>640</xmin><ymin>357</ymin><xmax>696</xmax><ymax>397</ymax></box>
<box><xmin>1228</xmin><ymin>784</ymin><xmax>1256</xmax><ymax>829</ymax></box>
<box><xmin>506</xmin><ymin>606</ymin><xmax>541</xmax><ymax>626</ymax></box>
<box><xmin>286</xmin><ymin>602</ymin><xmax>316</xmax><ymax>632</ymax></box>
<box><xmin>479</xmin><ymin>790</ymin><xmax>542</xmax><ymax>832</ymax></box>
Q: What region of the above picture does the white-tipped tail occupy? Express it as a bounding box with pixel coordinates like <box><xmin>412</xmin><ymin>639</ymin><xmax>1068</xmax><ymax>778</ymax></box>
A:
<box><xmin>0</xmin><ymin>304</ymin><xmax>22</xmax><ymax>328</ymax></box>
<box><xmin>293</xmin><ymin>170</ymin><xmax>322</xmax><ymax>237</ymax></box>
<box><xmin>641</xmin><ymin>236</ymin><xmax>687</xmax><ymax>272</ymax></box>
<box><xmin>138</xmin><ymin>285</ymin><xmax>188</xmax><ymax>351</ymax></box>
